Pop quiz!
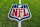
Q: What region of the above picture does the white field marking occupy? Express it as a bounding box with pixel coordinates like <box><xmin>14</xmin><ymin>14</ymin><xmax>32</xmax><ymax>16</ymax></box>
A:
<box><xmin>19</xmin><ymin>0</ymin><xmax>21</xmax><ymax>4</ymax></box>
<box><xmin>18</xmin><ymin>22</ymin><xmax>21</xmax><ymax>27</ymax></box>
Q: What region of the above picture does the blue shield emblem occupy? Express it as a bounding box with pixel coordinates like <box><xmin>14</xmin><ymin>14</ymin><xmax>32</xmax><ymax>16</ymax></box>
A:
<box><xmin>8</xmin><ymin>4</ymin><xmax>31</xmax><ymax>21</ymax></box>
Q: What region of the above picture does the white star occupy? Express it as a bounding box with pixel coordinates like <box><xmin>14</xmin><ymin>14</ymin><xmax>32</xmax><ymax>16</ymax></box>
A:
<box><xmin>18</xmin><ymin>5</ymin><xmax>22</xmax><ymax>8</ymax></box>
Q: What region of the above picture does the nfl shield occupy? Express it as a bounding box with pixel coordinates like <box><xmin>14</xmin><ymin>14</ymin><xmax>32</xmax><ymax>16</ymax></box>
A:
<box><xmin>8</xmin><ymin>4</ymin><xmax>31</xmax><ymax>21</ymax></box>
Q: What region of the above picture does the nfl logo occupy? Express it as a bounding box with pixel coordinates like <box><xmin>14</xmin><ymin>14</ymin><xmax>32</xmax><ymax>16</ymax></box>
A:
<box><xmin>8</xmin><ymin>4</ymin><xmax>31</xmax><ymax>21</ymax></box>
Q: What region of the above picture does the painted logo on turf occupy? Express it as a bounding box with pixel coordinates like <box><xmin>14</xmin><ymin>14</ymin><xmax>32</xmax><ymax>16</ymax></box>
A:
<box><xmin>8</xmin><ymin>4</ymin><xmax>31</xmax><ymax>21</ymax></box>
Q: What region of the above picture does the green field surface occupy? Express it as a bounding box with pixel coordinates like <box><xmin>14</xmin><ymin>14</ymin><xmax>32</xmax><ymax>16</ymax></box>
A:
<box><xmin>0</xmin><ymin>0</ymin><xmax>40</xmax><ymax>27</ymax></box>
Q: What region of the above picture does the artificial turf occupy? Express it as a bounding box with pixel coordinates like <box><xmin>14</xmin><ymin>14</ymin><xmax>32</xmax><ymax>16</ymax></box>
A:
<box><xmin>0</xmin><ymin>0</ymin><xmax>40</xmax><ymax>27</ymax></box>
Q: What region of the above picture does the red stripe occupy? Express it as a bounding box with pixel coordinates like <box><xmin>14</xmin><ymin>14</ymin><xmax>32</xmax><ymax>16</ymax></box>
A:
<box><xmin>12</xmin><ymin>9</ymin><xmax>15</xmax><ymax>16</ymax></box>
<box><xmin>18</xmin><ymin>9</ymin><xmax>20</xmax><ymax>17</ymax></box>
